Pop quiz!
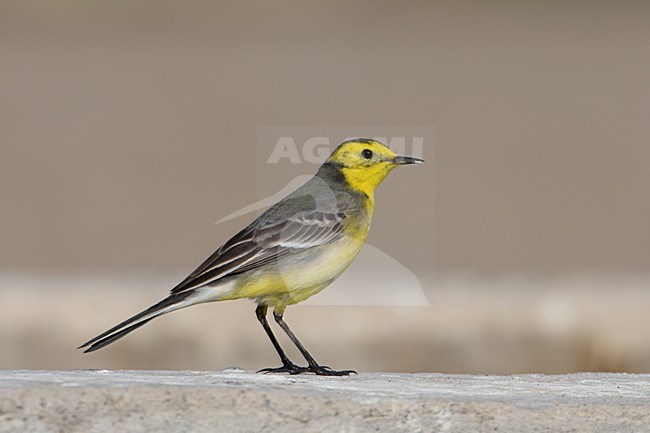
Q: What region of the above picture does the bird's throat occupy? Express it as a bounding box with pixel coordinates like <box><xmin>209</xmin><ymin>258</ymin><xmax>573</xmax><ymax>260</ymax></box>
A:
<box><xmin>340</xmin><ymin>164</ymin><xmax>393</xmax><ymax>200</ymax></box>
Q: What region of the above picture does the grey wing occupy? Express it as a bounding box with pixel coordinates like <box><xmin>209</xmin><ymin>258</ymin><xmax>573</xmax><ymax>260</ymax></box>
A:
<box><xmin>169</xmin><ymin>210</ymin><xmax>347</xmax><ymax>295</ymax></box>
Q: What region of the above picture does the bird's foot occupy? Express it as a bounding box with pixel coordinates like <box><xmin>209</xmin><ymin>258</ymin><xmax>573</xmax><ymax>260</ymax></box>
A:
<box><xmin>258</xmin><ymin>362</ymin><xmax>356</xmax><ymax>376</ymax></box>
<box><xmin>257</xmin><ymin>362</ymin><xmax>307</xmax><ymax>375</ymax></box>
<box><xmin>304</xmin><ymin>364</ymin><xmax>357</xmax><ymax>376</ymax></box>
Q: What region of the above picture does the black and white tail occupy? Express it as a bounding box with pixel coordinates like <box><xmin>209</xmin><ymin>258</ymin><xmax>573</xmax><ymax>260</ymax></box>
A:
<box><xmin>78</xmin><ymin>291</ymin><xmax>196</xmax><ymax>353</ymax></box>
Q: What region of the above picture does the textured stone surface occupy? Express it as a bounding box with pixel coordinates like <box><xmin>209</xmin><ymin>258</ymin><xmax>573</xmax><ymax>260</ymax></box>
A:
<box><xmin>1</xmin><ymin>370</ymin><xmax>649</xmax><ymax>433</ymax></box>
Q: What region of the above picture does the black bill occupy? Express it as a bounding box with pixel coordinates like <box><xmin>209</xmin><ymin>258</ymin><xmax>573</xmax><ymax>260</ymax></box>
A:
<box><xmin>393</xmin><ymin>155</ymin><xmax>425</xmax><ymax>165</ymax></box>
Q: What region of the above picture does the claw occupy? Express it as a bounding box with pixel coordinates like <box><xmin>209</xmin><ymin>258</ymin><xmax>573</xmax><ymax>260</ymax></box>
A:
<box><xmin>257</xmin><ymin>363</ymin><xmax>307</xmax><ymax>375</ymax></box>
<box><xmin>307</xmin><ymin>365</ymin><xmax>357</xmax><ymax>376</ymax></box>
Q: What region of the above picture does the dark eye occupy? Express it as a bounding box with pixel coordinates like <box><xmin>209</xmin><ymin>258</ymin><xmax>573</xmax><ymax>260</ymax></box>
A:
<box><xmin>361</xmin><ymin>149</ymin><xmax>373</xmax><ymax>159</ymax></box>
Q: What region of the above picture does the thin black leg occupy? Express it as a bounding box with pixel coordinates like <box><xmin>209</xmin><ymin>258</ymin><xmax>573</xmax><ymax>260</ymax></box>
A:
<box><xmin>255</xmin><ymin>305</ymin><xmax>305</xmax><ymax>374</ymax></box>
<box><xmin>273</xmin><ymin>311</ymin><xmax>356</xmax><ymax>376</ymax></box>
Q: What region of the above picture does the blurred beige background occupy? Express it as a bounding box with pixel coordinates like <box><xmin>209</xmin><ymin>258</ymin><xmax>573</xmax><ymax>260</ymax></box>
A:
<box><xmin>1</xmin><ymin>1</ymin><xmax>649</xmax><ymax>373</ymax></box>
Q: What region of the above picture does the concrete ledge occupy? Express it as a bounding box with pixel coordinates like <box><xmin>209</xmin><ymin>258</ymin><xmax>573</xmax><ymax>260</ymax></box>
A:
<box><xmin>1</xmin><ymin>370</ymin><xmax>649</xmax><ymax>433</ymax></box>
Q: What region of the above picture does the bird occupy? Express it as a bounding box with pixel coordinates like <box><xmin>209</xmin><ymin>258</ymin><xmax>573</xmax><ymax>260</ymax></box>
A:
<box><xmin>79</xmin><ymin>138</ymin><xmax>424</xmax><ymax>375</ymax></box>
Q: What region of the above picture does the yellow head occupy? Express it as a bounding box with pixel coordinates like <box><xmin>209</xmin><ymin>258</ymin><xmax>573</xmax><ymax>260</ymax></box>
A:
<box><xmin>324</xmin><ymin>138</ymin><xmax>424</xmax><ymax>198</ymax></box>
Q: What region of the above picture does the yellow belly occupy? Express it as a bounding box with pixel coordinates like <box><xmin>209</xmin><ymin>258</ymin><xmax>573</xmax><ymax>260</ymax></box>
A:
<box><xmin>230</xmin><ymin>229</ymin><xmax>368</xmax><ymax>308</ymax></box>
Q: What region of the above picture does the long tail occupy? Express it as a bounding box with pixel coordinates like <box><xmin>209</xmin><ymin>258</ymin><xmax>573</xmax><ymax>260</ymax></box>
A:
<box><xmin>78</xmin><ymin>291</ymin><xmax>195</xmax><ymax>353</ymax></box>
